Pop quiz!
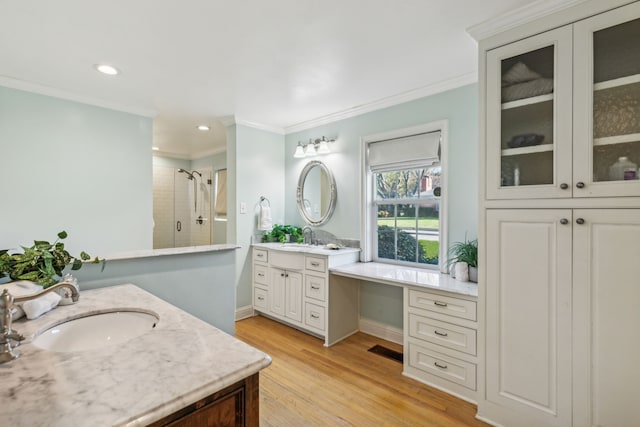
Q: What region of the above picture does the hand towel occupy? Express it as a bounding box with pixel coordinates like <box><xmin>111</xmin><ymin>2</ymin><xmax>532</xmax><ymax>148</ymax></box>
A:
<box><xmin>0</xmin><ymin>280</ymin><xmax>44</xmax><ymax>321</ymax></box>
<box><xmin>258</xmin><ymin>205</ymin><xmax>273</xmax><ymax>231</ymax></box>
<box><xmin>22</xmin><ymin>291</ymin><xmax>61</xmax><ymax>320</ymax></box>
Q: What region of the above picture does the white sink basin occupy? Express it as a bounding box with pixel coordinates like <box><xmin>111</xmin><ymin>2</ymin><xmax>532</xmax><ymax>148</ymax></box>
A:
<box><xmin>32</xmin><ymin>310</ymin><xmax>159</xmax><ymax>352</ymax></box>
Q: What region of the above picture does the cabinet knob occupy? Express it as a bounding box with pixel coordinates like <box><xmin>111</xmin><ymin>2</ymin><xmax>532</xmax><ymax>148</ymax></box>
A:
<box><xmin>280</xmin><ymin>273</ymin><xmax>284</xmax><ymax>277</ymax></box>
<box><xmin>560</xmin><ymin>183</ymin><xmax>569</xmax><ymax>190</ymax></box>
<box><xmin>576</xmin><ymin>218</ymin><xmax>585</xmax><ymax>225</ymax></box>
<box><xmin>576</xmin><ymin>182</ymin><xmax>585</xmax><ymax>189</ymax></box>
<box><xmin>560</xmin><ymin>218</ymin><xmax>569</xmax><ymax>225</ymax></box>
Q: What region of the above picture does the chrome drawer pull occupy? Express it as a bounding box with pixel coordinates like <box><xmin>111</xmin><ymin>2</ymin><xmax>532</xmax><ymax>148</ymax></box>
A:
<box><xmin>310</xmin><ymin>313</ymin><xmax>320</xmax><ymax>319</ymax></box>
<box><xmin>310</xmin><ymin>262</ymin><xmax>320</xmax><ymax>267</ymax></box>
<box><xmin>311</xmin><ymin>285</ymin><xmax>320</xmax><ymax>290</ymax></box>
<box><xmin>434</xmin><ymin>362</ymin><xmax>448</xmax><ymax>369</ymax></box>
<box><xmin>434</xmin><ymin>330</ymin><xmax>448</xmax><ymax>337</ymax></box>
<box><xmin>434</xmin><ymin>301</ymin><xmax>448</xmax><ymax>307</ymax></box>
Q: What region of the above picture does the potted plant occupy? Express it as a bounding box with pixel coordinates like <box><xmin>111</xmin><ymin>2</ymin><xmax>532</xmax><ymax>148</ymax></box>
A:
<box><xmin>447</xmin><ymin>237</ymin><xmax>478</xmax><ymax>282</ymax></box>
<box><xmin>262</xmin><ymin>224</ymin><xmax>303</xmax><ymax>243</ymax></box>
<box><xmin>0</xmin><ymin>231</ymin><xmax>104</xmax><ymax>288</ymax></box>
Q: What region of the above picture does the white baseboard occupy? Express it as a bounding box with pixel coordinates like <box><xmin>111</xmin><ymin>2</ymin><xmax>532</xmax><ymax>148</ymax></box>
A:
<box><xmin>359</xmin><ymin>317</ymin><xmax>403</xmax><ymax>345</ymax></box>
<box><xmin>235</xmin><ymin>305</ymin><xmax>254</xmax><ymax>321</ymax></box>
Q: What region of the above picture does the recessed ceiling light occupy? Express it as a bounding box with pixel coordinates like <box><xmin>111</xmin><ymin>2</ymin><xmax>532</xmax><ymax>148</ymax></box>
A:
<box><xmin>94</xmin><ymin>64</ymin><xmax>120</xmax><ymax>76</ymax></box>
<box><xmin>197</xmin><ymin>125</ymin><xmax>210</xmax><ymax>131</ymax></box>
<box><xmin>152</xmin><ymin>146</ymin><xmax>160</xmax><ymax>151</ymax></box>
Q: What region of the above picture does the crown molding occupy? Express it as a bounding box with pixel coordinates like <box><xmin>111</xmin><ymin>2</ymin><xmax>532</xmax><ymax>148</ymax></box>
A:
<box><xmin>466</xmin><ymin>0</ymin><xmax>589</xmax><ymax>41</ymax></box>
<box><xmin>0</xmin><ymin>75</ymin><xmax>157</xmax><ymax>118</ymax></box>
<box><xmin>218</xmin><ymin>115</ymin><xmax>285</xmax><ymax>135</ymax></box>
<box><xmin>191</xmin><ymin>145</ymin><xmax>226</xmax><ymax>160</ymax></box>
<box><xmin>284</xmin><ymin>72</ymin><xmax>476</xmax><ymax>134</ymax></box>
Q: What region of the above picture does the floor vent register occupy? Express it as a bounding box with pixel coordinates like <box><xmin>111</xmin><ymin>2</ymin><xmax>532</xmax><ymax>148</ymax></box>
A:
<box><xmin>368</xmin><ymin>345</ymin><xmax>403</xmax><ymax>363</ymax></box>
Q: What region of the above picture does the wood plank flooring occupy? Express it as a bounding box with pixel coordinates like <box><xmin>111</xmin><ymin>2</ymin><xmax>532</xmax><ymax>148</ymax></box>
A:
<box><xmin>235</xmin><ymin>315</ymin><xmax>489</xmax><ymax>427</ymax></box>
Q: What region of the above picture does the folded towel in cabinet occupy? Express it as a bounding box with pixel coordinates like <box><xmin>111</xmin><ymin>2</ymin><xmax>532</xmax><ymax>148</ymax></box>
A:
<box><xmin>258</xmin><ymin>206</ymin><xmax>273</xmax><ymax>231</ymax></box>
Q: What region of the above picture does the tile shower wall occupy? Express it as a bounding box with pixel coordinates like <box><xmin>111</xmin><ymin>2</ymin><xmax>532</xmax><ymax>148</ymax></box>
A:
<box><xmin>153</xmin><ymin>165</ymin><xmax>213</xmax><ymax>248</ymax></box>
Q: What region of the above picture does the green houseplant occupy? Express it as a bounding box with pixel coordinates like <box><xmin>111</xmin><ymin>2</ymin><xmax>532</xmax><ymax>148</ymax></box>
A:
<box><xmin>0</xmin><ymin>231</ymin><xmax>103</xmax><ymax>288</ymax></box>
<box><xmin>447</xmin><ymin>237</ymin><xmax>478</xmax><ymax>282</ymax></box>
<box><xmin>262</xmin><ymin>224</ymin><xmax>303</xmax><ymax>243</ymax></box>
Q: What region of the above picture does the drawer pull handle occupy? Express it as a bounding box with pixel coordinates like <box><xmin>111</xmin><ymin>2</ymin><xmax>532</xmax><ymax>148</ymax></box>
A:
<box><xmin>258</xmin><ymin>273</ymin><xmax>264</xmax><ymax>277</ymax></box>
<box><xmin>434</xmin><ymin>301</ymin><xmax>448</xmax><ymax>307</ymax></box>
<box><xmin>310</xmin><ymin>262</ymin><xmax>320</xmax><ymax>267</ymax></box>
<box><xmin>257</xmin><ymin>253</ymin><xmax>264</xmax><ymax>257</ymax></box>
<box><xmin>434</xmin><ymin>362</ymin><xmax>448</xmax><ymax>369</ymax></box>
<box><xmin>257</xmin><ymin>296</ymin><xmax>264</xmax><ymax>301</ymax></box>
<box><xmin>311</xmin><ymin>285</ymin><xmax>320</xmax><ymax>290</ymax></box>
<box><xmin>310</xmin><ymin>313</ymin><xmax>320</xmax><ymax>319</ymax></box>
<box><xmin>434</xmin><ymin>330</ymin><xmax>448</xmax><ymax>337</ymax></box>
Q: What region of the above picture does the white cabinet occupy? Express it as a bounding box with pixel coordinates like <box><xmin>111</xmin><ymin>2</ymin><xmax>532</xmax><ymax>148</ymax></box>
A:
<box><xmin>478</xmin><ymin>2</ymin><xmax>640</xmax><ymax>426</ymax></box>
<box><xmin>572</xmin><ymin>210</ymin><xmax>640</xmax><ymax>427</ymax></box>
<box><xmin>404</xmin><ymin>287</ymin><xmax>478</xmax><ymax>403</ymax></box>
<box><xmin>485</xmin><ymin>2</ymin><xmax>640</xmax><ymax>200</ymax></box>
<box><xmin>251</xmin><ymin>245</ymin><xmax>360</xmax><ymax>345</ymax></box>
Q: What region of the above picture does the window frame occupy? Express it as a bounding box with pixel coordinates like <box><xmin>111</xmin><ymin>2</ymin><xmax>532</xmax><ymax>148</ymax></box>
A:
<box><xmin>360</xmin><ymin>121</ymin><xmax>449</xmax><ymax>272</ymax></box>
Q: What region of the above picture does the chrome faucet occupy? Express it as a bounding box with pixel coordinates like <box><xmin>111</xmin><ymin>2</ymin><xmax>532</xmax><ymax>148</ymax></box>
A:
<box><xmin>302</xmin><ymin>226</ymin><xmax>314</xmax><ymax>245</ymax></box>
<box><xmin>0</xmin><ymin>281</ymin><xmax>79</xmax><ymax>363</ymax></box>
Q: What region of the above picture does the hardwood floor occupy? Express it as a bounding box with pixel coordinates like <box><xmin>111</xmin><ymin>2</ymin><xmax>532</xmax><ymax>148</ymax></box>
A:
<box><xmin>235</xmin><ymin>315</ymin><xmax>488</xmax><ymax>427</ymax></box>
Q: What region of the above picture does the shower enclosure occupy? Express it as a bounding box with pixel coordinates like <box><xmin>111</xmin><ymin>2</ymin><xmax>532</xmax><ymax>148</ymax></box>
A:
<box><xmin>153</xmin><ymin>166</ymin><xmax>213</xmax><ymax>248</ymax></box>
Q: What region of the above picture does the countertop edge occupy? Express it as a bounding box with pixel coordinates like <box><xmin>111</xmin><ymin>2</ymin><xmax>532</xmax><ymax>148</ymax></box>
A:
<box><xmin>101</xmin><ymin>244</ymin><xmax>240</xmax><ymax>261</ymax></box>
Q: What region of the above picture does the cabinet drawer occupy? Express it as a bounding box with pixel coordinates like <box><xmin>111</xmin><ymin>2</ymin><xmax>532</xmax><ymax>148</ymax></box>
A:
<box><xmin>253</xmin><ymin>249</ymin><xmax>268</xmax><ymax>263</ymax></box>
<box><xmin>408</xmin><ymin>289</ymin><xmax>477</xmax><ymax>321</ymax></box>
<box><xmin>253</xmin><ymin>264</ymin><xmax>268</xmax><ymax>286</ymax></box>
<box><xmin>305</xmin><ymin>256</ymin><xmax>327</xmax><ymax>273</ymax></box>
<box><xmin>408</xmin><ymin>342</ymin><xmax>476</xmax><ymax>390</ymax></box>
<box><xmin>304</xmin><ymin>302</ymin><xmax>325</xmax><ymax>331</ymax></box>
<box><xmin>254</xmin><ymin>288</ymin><xmax>268</xmax><ymax>310</ymax></box>
<box><xmin>270</xmin><ymin>251</ymin><xmax>304</xmax><ymax>270</ymax></box>
<box><xmin>305</xmin><ymin>275</ymin><xmax>326</xmax><ymax>302</ymax></box>
<box><xmin>409</xmin><ymin>313</ymin><xmax>477</xmax><ymax>356</ymax></box>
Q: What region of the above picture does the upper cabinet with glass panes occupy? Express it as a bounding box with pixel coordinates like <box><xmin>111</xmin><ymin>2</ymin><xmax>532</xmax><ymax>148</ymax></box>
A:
<box><xmin>485</xmin><ymin>3</ymin><xmax>640</xmax><ymax>200</ymax></box>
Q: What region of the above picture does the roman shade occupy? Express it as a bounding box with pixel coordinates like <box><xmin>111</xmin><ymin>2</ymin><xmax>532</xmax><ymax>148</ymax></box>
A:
<box><xmin>368</xmin><ymin>131</ymin><xmax>441</xmax><ymax>172</ymax></box>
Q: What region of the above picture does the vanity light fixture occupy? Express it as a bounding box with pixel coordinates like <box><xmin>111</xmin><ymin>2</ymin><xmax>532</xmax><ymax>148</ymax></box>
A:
<box><xmin>197</xmin><ymin>125</ymin><xmax>210</xmax><ymax>131</ymax></box>
<box><xmin>293</xmin><ymin>136</ymin><xmax>336</xmax><ymax>158</ymax></box>
<box><xmin>94</xmin><ymin>64</ymin><xmax>120</xmax><ymax>76</ymax></box>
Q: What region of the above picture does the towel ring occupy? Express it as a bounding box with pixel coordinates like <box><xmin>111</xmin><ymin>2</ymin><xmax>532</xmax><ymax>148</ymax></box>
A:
<box><xmin>259</xmin><ymin>196</ymin><xmax>270</xmax><ymax>207</ymax></box>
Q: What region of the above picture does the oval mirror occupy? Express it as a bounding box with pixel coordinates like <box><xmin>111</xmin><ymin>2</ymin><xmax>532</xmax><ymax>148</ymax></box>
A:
<box><xmin>296</xmin><ymin>161</ymin><xmax>337</xmax><ymax>226</ymax></box>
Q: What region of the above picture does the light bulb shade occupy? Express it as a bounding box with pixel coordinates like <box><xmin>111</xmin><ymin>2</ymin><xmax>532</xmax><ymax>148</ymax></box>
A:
<box><xmin>294</xmin><ymin>144</ymin><xmax>305</xmax><ymax>158</ymax></box>
<box><xmin>304</xmin><ymin>143</ymin><xmax>316</xmax><ymax>156</ymax></box>
<box><xmin>317</xmin><ymin>140</ymin><xmax>330</xmax><ymax>154</ymax></box>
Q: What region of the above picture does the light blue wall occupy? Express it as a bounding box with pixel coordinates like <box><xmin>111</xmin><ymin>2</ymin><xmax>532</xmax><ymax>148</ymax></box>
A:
<box><xmin>285</xmin><ymin>84</ymin><xmax>479</xmax><ymax>329</ymax></box>
<box><xmin>0</xmin><ymin>86</ymin><xmax>153</xmax><ymax>255</ymax></box>
<box><xmin>73</xmin><ymin>250</ymin><xmax>237</xmax><ymax>334</ymax></box>
<box><xmin>228</xmin><ymin>125</ymin><xmax>285</xmax><ymax>309</ymax></box>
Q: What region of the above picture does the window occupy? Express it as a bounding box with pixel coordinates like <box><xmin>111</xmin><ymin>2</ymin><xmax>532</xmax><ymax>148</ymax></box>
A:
<box><xmin>362</xmin><ymin>123</ymin><xmax>447</xmax><ymax>271</ymax></box>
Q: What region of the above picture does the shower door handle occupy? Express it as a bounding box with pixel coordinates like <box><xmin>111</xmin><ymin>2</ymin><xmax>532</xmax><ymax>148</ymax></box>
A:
<box><xmin>176</xmin><ymin>221</ymin><xmax>182</xmax><ymax>232</ymax></box>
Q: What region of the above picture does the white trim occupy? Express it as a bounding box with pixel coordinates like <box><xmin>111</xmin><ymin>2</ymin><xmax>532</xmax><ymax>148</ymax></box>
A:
<box><xmin>359</xmin><ymin>317</ymin><xmax>403</xmax><ymax>345</ymax></box>
<box><xmin>235</xmin><ymin>305</ymin><xmax>254</xmax><ymax>321</ymax></box>
<box><xmin>218</xmin><ymin>115</ymin><xmax>285</xmax><ymax>135</ymax></box>
<box><xmin>0</xmin><ymin>75</ymin><xmax>157</xmax><ymax>117</ymax></box>
<box><xmin>361</xmin><ymin>120</ymin><xmax>449</xmax><ymax>272</ymax></box>
<box><xmin>152</xmin><ymin>145</ymin><xmax>226</xmax><ymax>161</ymax></box>
<box><xmin>466</xmin><ymin>0</ymin><xmax>589</xmax><ymax>41</ymax></box>
<box><xmin>285</xmin><ymin>73</ymin><xmax>476</xmax><ymax>134</ymax></box>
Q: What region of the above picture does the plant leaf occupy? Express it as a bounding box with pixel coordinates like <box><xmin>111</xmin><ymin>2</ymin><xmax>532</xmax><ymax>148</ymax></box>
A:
<box><xmin>71</xmin><ymin>259</ymin><xmax>83</xmax><ymax>270</ymax></box>
<box><xmin>57</xmin><ymin>231</ymin><xmax>68</xmax><ymax>239</ymax></box>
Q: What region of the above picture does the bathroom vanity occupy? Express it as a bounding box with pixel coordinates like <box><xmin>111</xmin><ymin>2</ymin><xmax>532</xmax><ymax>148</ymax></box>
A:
<box><xmin>3</xmin><ymin>284</ymin><xmax>271</xmax><ymax>427</ymax></box>
<box><xmin>251</xmin><ymin>243</ymin><xmax>360</xmax><ymax>346</ymax></box>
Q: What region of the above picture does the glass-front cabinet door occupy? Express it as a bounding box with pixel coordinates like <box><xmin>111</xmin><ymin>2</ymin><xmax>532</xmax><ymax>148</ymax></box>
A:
<box><xmin>486</xmin><ymin>26</ymin><xmax>573</xmax><ymax>200</ymax></box>
<box><xmin>574</xmin><ymin>2</ymin><xmax>640</xmax><ymax>198</ymax></box>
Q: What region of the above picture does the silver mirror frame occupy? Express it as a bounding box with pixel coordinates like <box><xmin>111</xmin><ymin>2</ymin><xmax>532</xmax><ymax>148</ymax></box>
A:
<box><xmin>296</xmin><ymin>160</ymin><xmax>337</xmax><ymax>226</ymax></box>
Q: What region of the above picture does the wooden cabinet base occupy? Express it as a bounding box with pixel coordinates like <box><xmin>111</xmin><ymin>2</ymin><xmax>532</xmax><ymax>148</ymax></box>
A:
<box><xmin>149</xmin><ymin>373</ymin><xmax>259</xmax><ymax>427</ymax></box>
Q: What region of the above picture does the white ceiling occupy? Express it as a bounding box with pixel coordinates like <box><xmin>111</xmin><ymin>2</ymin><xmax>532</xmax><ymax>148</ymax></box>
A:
<box><xmin>0</xmin><ymin>0</ymin><xmax>541</xmax><ymax>158</ymax></box>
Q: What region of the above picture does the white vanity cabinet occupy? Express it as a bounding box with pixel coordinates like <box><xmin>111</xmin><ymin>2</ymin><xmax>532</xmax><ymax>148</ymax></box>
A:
<box><xmin>477</xmin><ymin>1</ymin><xmax>640</xmax><ymax>426</ymax></box>
<box><xmin>403</xmin><ymin>287</ymin><xmax>478</xmax><ymax>403</ymax></box>
<box><xmin>251</xmin><ymin>244</ymin><xmax>360</xmax><ymax>346</ymax></box>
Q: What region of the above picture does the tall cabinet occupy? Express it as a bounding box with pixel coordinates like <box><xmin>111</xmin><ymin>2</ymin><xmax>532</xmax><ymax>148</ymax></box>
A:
<box><xmin>477</xmin><ymin>1</ymin><xmax>640</xmax><ymax>426</ymax></box>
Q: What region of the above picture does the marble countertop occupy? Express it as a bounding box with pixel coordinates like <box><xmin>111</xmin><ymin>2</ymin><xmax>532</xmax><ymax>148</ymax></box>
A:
<box><xmin>103</xmin><ymin>243</ymin><xmax>240</xmax><ymax>261</ymax></box>
<box><xmin>330</xmin><ymin>262</ymin><xmax>478</xmax><ymax>297</ymax></box>
<box><xmin>252</xmin><ymin>242</ymin><xmax>360</xmax><ymax>257</ymax></box>
<box><xmin>3</xmin><ymin>284</ymin><xmax>271</xmax><ymax>427</ymax></box>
